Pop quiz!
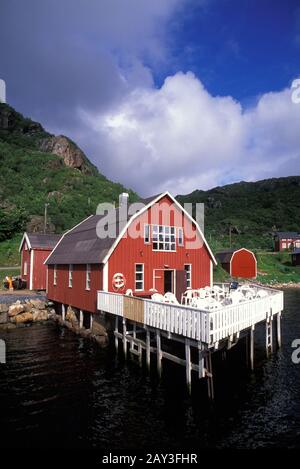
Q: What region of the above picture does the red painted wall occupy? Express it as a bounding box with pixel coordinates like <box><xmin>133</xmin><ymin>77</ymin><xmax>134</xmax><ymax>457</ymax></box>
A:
<box><xmin>107</xmin><ymin>195</ymin><xmax>212</xmax><ymax>295</ymax></box>
<box><xmin>32</xmin><ymin>249</ymin><xmax>52</xmax><ymax>290</ymax></box>
<box><xmin>47</xmin><ymin>264</ymin><xmax>103</xmax><ymax>313</ymax></box>
<box><xmin>47</xmin><ymin>195</ymin><xmax>213</xmax><ymax>312</ymax></box>
<box><xmin>274</xmin><ymin>238</ymin><xmax>300</xmax><ymax>252</ymax></box>
<box><xmin>230</xmin><ymin>249</ymin><xmax>256</xmax><ymax>278</ymax></box>
<box><xmin>21</xmin><ymin>242</ymin><xmax>31</xmax><ymax>288</ymax></box>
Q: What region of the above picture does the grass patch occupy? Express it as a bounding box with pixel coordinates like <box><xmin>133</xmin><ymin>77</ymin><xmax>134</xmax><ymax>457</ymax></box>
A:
<box><xmin>256</xmin><ymin>252</ymin><xmax>300</xmax><ymax>284</ymax></box>
<box><xmin>0</xmin><ymin>234</ymin><xmax>22</xmax><ymax>267</ymax></box>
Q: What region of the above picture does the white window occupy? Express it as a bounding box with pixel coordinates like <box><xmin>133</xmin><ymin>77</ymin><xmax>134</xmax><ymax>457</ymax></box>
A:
<box><xmin>184</xmin><ymin>264</ymin><xmax>192</xmax><ymax>289</ymax></box>
<box><xmin>86</xmin><ymin>264</ymin><xmax>91</xmax><ymax>290</ymax></box>
<box><xmin>178</xmin><ymin>227</ymin><xmax>184</xmax><ymax>246</ymax></box>
<box><xmin>69</xmin><ymin>264</ymin><xmax>73</xmax><ymax>288</ymax></box>
<box><xmin>23</xmin><ymin>261</ymin><xmax>28</xmax><ymax>276</ymax></box>
<box><xmin>135</xmin><ymin>264</ymin><xmax>144</xmax><ymax>291</ymax></box>
<box><xmin>152</xmin><ymin>225</ymin><xmax>176</xmax><ymax>251</ymax></box>
<box><xmin>144</xmin><ymin>224</ymin><xmax>150</xmax><ymax>244</ymax></box>
<box><xmin>54</xmin><ymin>264</ymin><xmax>57</xmax><ymax>285</ymax></box>
<box><xmin>25</xmin><ymin>243</ymin><xmax>28</xmax><ymax>251</ymax></box>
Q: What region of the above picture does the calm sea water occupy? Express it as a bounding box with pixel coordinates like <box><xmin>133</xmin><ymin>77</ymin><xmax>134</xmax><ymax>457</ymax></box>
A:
<box><xmin>0</xmin><ymin>289</ymin><xmax>300</xmax><ymax>450</ymax></box>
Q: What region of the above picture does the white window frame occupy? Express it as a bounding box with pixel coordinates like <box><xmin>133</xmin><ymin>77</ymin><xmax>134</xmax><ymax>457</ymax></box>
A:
<box><xmin>86</xmin><ymin>264</ymin><xmax>91</xmax><ymax>290</ymax></box>
<box><xmin>178</xmin><ymin>227</ymin><xmax>184</xmax><ymax>246</ymax></box>
<box><xmin>144</xmin><ymin>224</ymin><xmax>150</xmax><ymax>244</ymax></box>
<box><xmin>24</xmin><ymin>261</ymin><xmax>28</xmax><ymax>276</ymax></box>
<box><xmin>184</xmin><ymin>264</ymin><xmax>192</xmax><ymax>289</ymax></box>
<box><xmin>69</xmin><ymin>264</ymin><xmax>73</xmax><ymax>288</ymax></box>
<box><xmin>152</xmin><ymin>225</ymin><xmax>176</xmax><ymax>252</ymax></box>
<box><xmin>135</xmin><ymin>263</ymin><xmax>144</xmax><ymax>291</ymax></box>
<box><xmin>54</xmin><ymin>264</ymin><xmax>57</xmax><ymax>285</ymax></box>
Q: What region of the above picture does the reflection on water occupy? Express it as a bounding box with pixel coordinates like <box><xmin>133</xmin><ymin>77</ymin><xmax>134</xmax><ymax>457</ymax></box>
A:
<box><xmin>0</xmin><ymin>289</ymin><xmax>300</xmax><ymax>449</ymax></box>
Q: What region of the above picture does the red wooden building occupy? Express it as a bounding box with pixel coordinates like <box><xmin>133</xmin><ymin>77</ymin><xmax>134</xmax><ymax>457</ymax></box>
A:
<box><xmin>273</xmin><ymin>232</ymin><xmax>300</xmax><ymax>252</ymax></box>
<box><xmin>45</xmin><ymin>192</ymin><xmax>217</xmax><ymax>321</ymax></box>
<box><xmin>216</xmin><ymin>248</ymin><xmax>257</xmax><ymax>279</ymax></box>
<box><xmin>19</xmin><ymin>233</ymin><xmax>61</xmax><ymax>290</ymax></box>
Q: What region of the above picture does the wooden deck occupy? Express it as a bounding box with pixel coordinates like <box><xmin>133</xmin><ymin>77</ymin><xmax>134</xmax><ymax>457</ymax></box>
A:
<box><xmin>97</xmin><ymin>284</ymin><xmax>283</xmax><ymax>347</ymax></box>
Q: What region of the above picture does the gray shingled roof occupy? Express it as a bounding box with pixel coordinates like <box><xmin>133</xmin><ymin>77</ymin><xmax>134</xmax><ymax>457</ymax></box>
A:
<box><xmin>45</xmin><ymin>195</ymin><xmax>159</xmax><ymax>265</ymax></box>
<box><xmin>274</xmin><ymin>231</ymin><xmax>300</xmax><ymax>239</ymax></box>
<box><xmin>216</xmin><ymin>249</ymin><xmax>236</xmax><ymax>263</ymax></box>
<box><xmin>27</xmin><ymin>233</ymin><xmax>61</xmax><ymax>250</ymax></box>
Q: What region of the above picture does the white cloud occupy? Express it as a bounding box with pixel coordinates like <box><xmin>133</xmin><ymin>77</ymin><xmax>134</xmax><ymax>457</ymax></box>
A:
<box><xmin>78</xmin><ymin>72</ymin><xmax>300</xmax><ymax>195</ymax></box>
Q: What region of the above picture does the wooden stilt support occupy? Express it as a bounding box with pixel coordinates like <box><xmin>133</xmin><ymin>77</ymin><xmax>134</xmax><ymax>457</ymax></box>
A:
<box><xmin>138</xmin><ymin>342</ymin><xmax>142</xmax><ymax>366</ymax></box>
<box><xmin>79</xmin><ymin>310</ymin><xmax>83</xmax><ymax>329</ymax></box>
<box><xmin>115</xmin><ymin>316</ymin><xmax>119</xmax><ymax>351</ymax></box>
<box><xmin>62</xmin><ymin>304</ymin><xmax>65</xmax><ymax>322</ymax></box>
<box><xmin>277</xmin><ymin>312</ymin><xmax>282</xmax><ymax>348</ymax></box>
<box><xmin>266</xmin><ymin>315</ymin><xmax>273</xmax><ymax>357</ymax></box>
<box><xmin>198</xmin><ymin>345</ymin><xmax>205</xmax><ymax>379</ymax></box>
<box><xmin>185</xmin><ymin>339</ymin><xmax>192</xmax><ymax>394</ymax></box>
<box><xmin>90</xmin><ymin>313</ymin><xmax>93</xmax><ymax>330</ymax></box>
<box><xmin>146</xmin><ymin>329</ymin><xmax>151</xmax><ymax>370</ymax></box>
<box><xmin>250</xmin><ymin>325</ymin><xmax>255</xmax><ymax>371</ymax></box>
<box><xmin>130</xmin><ymin>323</ymin><xmax>136</xmax><ymax>353</ymax></box>
<box><xmin>122</xmin><ymin>318</ymin><xmax>127</xmax><ymax>358</ymax></box>
<box><xmin>156</xmin><ymin>330</ymin><xmax>162</xmax><ymax>378</ymax></box>
<box><xmin>206</xmin><ymin>352</ymin><xmax>214</xmax><ymax>400</ymax></box>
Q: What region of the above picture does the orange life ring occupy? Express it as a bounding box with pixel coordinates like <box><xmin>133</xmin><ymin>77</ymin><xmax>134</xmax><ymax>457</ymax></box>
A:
<box><xmin>112</xmin><ymin>272</ymin><xmax>126</xmax><ymax>291</ymax></box>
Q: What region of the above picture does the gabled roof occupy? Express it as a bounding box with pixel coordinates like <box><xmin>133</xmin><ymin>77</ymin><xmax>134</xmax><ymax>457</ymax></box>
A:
<box><xmin>274</xmin><ymin>231</ymin><xmax>300</xmax><ymax>239</ymax></box>
<box><xmin>46</xmin><ymin>191</ymin><xmax>217</xmax><ymax>265</ymax></box>
<box><xmin>216</xmin><ymin>248</ymin><xmax>255</xmax><ymax>264</ymax></box>
<box><xmin>45</xmin><ymin>209</ymin><xmax>131</xmax><ymax>265</ymax></box>
<box><xmin>19</xmin><ymin>232</ymin><xmax>61</xmax><ymax>252</ymax></box>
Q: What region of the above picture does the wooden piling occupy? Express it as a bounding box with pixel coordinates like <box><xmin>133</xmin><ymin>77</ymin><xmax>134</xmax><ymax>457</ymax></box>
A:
<box><xmin>62</xmin><ymin>304</ymin><xmax>65</xmax><ymax>322</ymax></box>
<box><xmin>79</xmin><ymin>310</ymin><xmax>83</xmax><ymax>329</ymax></box>
<box><xmin>206</xmin><ymin>352</ymin><xmax>214</xmax><ymax>400</ymax></box>
<box><xmin>185</xmin><ymin>339</ymin><xmax>192</xmax><ymax>394</ymax></box>
<box><xmin>156</xmin><ymin>330</ymin><xmax>162</xmax><ymax>378</ymax></box>
<box><xmin>122</xmin><ymin>318</ymin><xmax>127</xmax><ymax>358</ymax></box>
<box><xmin>146</xmin><ymin>329</ymin><xmax>151</xmax><ymax>370</ymax></box>
<box><xmin>115</xmin><ymin>316</ymin><xmax>119</xmax><ymax>351</ymax></box>
<box><xmin>250</xmin><ymin>325</ymin><xmax>255</xmax><ymax>371</ymax></box>
<box><xmin>277</xmin><ymin>312</ymin><xmax>282</xmax><ymax>348</ymax></box>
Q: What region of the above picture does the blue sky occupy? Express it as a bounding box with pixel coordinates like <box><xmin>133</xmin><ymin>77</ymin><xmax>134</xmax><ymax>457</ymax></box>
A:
<box><xmin>165</xmin><ymin>0</ymin><xmax>300</xmax><ymax>102</ymax></box>
<box><xmin>1</xmin><ymin>0</ymin><xmax>300</xmax><ymax>195</ymax></box>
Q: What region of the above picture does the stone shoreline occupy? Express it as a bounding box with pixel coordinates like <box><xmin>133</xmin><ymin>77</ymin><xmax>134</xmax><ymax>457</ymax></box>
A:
<box><xmin>0</xmin><ymin>299</ymin><xmax>108</xmax><ymax>347</ymax></box>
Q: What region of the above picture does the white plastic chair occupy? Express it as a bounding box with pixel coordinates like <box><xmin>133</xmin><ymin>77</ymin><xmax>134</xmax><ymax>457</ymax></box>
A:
<box><xmin>164</xmin><ymin>292</ymin><xmax>179</xmax><ymax>304</ymax></box>
<box><xmin>125</xmin><ymin>289</ymin><xmax>133</xmax><ymax>296</ymax></box>
<box><xmin>151</xmin><ymin>293</ymin><xmax>165</xmax><ymax>302</ymax></box>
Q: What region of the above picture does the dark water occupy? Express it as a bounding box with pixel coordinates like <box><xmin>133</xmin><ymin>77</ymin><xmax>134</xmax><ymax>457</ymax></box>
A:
<box><xmin>0</xmin><ymin>289</ymin><xmax>300</xmax><ymax>450</ymax></box>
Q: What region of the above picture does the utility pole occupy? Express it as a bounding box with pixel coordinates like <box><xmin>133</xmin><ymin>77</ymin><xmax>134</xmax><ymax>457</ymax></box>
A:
<box><xmin>44</xmin><ymin>203</ymin><xmax>49</xmax><ymax>234</ymax></box>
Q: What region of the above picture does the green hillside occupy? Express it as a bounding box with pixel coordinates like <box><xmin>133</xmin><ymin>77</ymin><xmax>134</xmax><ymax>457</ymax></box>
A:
<box><xmin>0</xmin><ymin>103</ymin><xmax>137</xmax><ymax>243</ymax></box>
<box><xmin>177</xmin><ymin>177</ymin><xmax>300</xmax><ymax>251</ymax></box>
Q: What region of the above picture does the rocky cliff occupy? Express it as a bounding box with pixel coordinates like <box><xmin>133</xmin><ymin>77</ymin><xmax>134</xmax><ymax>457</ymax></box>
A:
<box><xmin>0</xmin><ymin>103</ymin><xmax>98</xmax><ymax>175</ymax></box>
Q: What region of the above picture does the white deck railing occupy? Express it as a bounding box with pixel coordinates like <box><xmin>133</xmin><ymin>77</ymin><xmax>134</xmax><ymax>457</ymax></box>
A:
<box><xmin>97</xmin><ymin>286</ymin><xmax>284</xmax><ymax>346</ymax></box>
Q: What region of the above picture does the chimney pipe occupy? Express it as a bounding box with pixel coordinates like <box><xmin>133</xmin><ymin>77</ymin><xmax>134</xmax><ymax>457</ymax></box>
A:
<box><xmin>119</xmin><ymin>192</ymin><xmax>129</xmax><ymax>207</ymax></box>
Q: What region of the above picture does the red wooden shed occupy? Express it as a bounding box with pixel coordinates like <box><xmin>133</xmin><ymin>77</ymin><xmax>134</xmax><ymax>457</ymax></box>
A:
<box><xmin>19</xmin><ymin>232</ymin><xmax>61</xmax><ymax>290</ymax></box>
<box><xmin>45</xmin><ymin>192</ymin><xmax>217</xmax><ymax>320</ymax></box>
<box><xmin>216</xmin><ymin>248</ymin><xmax>257</xmax><ymax>279</ymax></box>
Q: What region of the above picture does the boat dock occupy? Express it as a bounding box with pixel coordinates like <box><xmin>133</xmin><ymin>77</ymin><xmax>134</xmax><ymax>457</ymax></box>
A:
<box><xmin>97</xmin><ymin>283</ymin><xmax>284</xmax><ymax>397</ymax></box>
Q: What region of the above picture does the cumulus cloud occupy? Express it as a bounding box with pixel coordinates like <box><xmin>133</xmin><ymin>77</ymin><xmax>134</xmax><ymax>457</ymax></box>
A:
<box><xmin>77</xmin><ymin>72</ymin><xmax>300</xmax><ymax>195</ymax></box>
